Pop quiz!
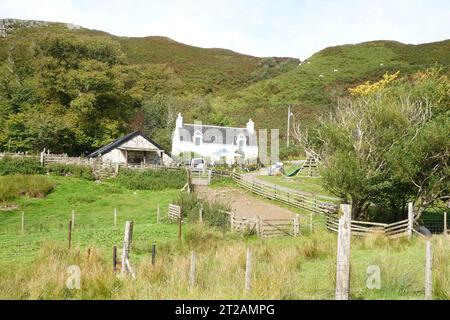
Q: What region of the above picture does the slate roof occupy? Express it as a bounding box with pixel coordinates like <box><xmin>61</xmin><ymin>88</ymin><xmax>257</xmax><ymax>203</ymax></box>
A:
<box><xmin>87</xmin><ymin>131</ymin><xmax>167</xmax><ymax>158</ymax></box>
<box><xmin>178</xmin><ymin>124</ymin><xmax>257</xmax><ymax>146</ymax></box>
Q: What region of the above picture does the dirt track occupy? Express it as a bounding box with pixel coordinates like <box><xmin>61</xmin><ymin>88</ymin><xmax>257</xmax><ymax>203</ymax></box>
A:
<box><xmin>195</xmin><ymin>185</ymin><xmax>296</xmax><ymax>220</ymax></box>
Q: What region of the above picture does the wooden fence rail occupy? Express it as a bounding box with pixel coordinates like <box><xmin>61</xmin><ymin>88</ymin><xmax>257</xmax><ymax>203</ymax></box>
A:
<box><xmin>227</xmin><ymin>171</ymin><xmax>339</xmax><ymax>215</ymax></box>
<box><xmin>326</xmin><ymin>214</ymin><xmax>409</xmax><ymax>238</ymax></box>
<box><xmin>167</xmin><ymin>204</ymin><xmax>181</xmax><ymax>222</ymax></box>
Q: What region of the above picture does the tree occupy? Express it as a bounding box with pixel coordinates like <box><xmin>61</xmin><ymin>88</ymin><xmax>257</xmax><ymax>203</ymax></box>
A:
<box><xmin>315</xmin><ymin>69</ymin><xmax>449</xmax><ymax>220</ymax></box>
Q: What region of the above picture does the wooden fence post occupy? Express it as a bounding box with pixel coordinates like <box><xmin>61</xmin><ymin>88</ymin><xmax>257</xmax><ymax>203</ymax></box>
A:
<box><xmin>157</xmin><ymin>204</ymin><xmax>160</xmax><ymax>224</ymax></box>
<box><xmin>113</xmin><ymin>245</ymin><xmax>117</xmax><ymax>272</ymax></box>
<box><xmin>443</xmin><ymin>212</ymin><xmax>447</xmax><ymax>236</ymax></box>
<box><xmin>190</xmin><ymin>251</ymin><xmax>196</xmax><ymax>290</ymax></box>
<box><xmin>178</xmin><ymin>211</ymin><xmax>182</xmax><ymax>242</ymax></box>
<box><xmin>230</xmin><ymin>212</ymin><xmax>235</xmax><ymax>232</ymax></box>
<box><xmin>68</xmin><ymin>220</ymin><xmax>72</xmax><ymax>250</ymax></box>
<box><xmin>293</xmin><ymin>214</ymin><xmax>300</xmax><ymax>236</ymax></box>
<box><xmin>40</xmin><ymin>150</ymin><xmax>45</xmax><ymax>165</ymax></box>
<box><xmin>256</xmin><ymin>216</ymin><xmax>261</xmax><ymax>237</ymax></box>
<box><xmin>408</xmin><ymin>202</ymin><xmax>414</xmax><ymax>239</ymax></box>
<box><xmin>21</xmin><ymin>211</ymin><xmax>25</xmax><ymax>235</ymax></box>
<box><xmin>121</xmin><ymin>221</ymin><xmax>132</xmax><ymax>275</ymax></box>
<box><xmin>245</xmin><ymin>247</ymin><xmax>252</xmax><ymax>292</ymax></box>
<box><xmin>199</xmin><ymin>204</ymin><xmax>203</xmax><ymax>224</ymax></box>
<box><xmin>151</xmin><ymin>243</ymin><xmax>156</xmax><ymax>266</ymax></box>
<box><xmin>71</xmin><ymin>210</ymin><xmax>75</xmax><ymax>230</ymax></box>
<box><xmin>114</xmin><ymin>208</ymin><xmax>117</xmax><ymax>227</ymax></box>
<box><xmin>425</xmin><ymin>240</ymin><xmax>433</xmax><ymax>300</ymax></box>
<box><xmin>335</xmin><ymin>204</ymin><xmax>352</xmax><ymax>300</ymax></box>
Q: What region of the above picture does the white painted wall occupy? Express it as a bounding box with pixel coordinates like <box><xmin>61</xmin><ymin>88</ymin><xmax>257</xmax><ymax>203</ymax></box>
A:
<box><xmin>98</xmin><ymin>134</ymin><xmax>173</xmax><ymax>165</ymax></box>
<box><xmin>172</xmin><ymin>127</ymin><xmax>258</xmax><ymax>165</ymax></box>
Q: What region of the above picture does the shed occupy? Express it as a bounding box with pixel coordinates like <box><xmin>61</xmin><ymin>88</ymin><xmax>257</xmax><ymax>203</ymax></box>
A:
<box><xmin>87</xmin><ymin>131</ymin><xmax>173</xmax><ymax>166</ymax></box>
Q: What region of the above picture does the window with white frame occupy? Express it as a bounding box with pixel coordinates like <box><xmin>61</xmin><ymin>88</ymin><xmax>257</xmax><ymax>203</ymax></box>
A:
<box><xmin>238</xmin><ymin>134</ymin><xmax>246</xmax><ymax>148</ymax></box>
<box><xmin>194</xmin><ymin>131</ymin><xmax>203</xmax><ymax>146</ymax></box>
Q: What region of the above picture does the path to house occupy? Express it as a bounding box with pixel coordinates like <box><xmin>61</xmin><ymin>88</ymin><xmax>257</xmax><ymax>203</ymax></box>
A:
<box><xmin>195</xmin><ymin>185</ymin><xmax>296</xmax><ymax>220</ymax></box>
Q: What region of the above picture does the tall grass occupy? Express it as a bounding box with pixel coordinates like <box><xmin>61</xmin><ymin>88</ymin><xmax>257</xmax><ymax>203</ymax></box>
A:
<box><xmin>0</xmin><ymin>157</ymin><xmax>44</xmax><ymax>175</ymax></box>
<box><xmin>115</xmin><ymin>168</ymin><xmax>186</xmax><ymax>190</ymax></box>
<box><xmin>46</xmin><ymin>164</ymin><xmax>94</xmax><ymax>181</ymax></box>
<box><xmin>0</xmin><ymin>232</ymin><xmax>448</xmax><ymax>300</ymax></box>
<box><xmin>174</xmin><ymin>192</ymin><xmax>231</xmax><ymax>229</ymax></box>
<box><xmin>0</xmin><ymin>175</ymin><xmax>55</xmax><ymax>205</ymax></box>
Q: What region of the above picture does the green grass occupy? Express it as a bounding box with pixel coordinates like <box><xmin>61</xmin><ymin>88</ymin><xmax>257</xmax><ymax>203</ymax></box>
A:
<box><xmin>257</xmin><ymin>174</ymin><xmax>337</xmax><ymax>199</ymax></box>
<box><xmin>0</xmin><ymin>175</ymin><xmax>448</xmax><ymax>299</ymax></box>
<box><xmin>0</xmin><ymin>176</ymin><xmax>181</xmax><ymax>264</ymax></box>
<box><xmin>0</xmin><ymin>175</ymin><xmax>56</xmax><ymax>205</ymax></box>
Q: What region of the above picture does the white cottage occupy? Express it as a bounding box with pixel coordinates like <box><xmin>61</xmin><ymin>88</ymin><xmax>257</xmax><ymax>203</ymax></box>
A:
<box><xmin>171</xmin><ymin>113</ymin><xmax>258</xmax><ymax>165</ymax></box>
<box><xmin>87</xmin><ymin>131</ymin><xmax>173</xmax><ymax>165</ymax></box>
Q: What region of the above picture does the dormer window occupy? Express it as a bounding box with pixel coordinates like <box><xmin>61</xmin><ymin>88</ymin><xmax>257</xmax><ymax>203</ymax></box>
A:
<box><xmin>193</xmin><ymin>130</ymin><xmax>203</xmax><ymax>146</ymax></box>
<box><xmin>238</xmin><ymin>134</ymin><xmax>246</xmax><ymax>148</ymax></box>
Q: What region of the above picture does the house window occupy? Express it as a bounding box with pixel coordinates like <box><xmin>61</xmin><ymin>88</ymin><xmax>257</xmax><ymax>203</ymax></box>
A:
<box><xmin>238</xmin><ymin>134</ymin><xmax>246</xmax><ymax>148</ymax></box>
<box><xmin>193</xmin><ymin>130</ymin><xmax>203</xmax><ymax>146</ymax></box>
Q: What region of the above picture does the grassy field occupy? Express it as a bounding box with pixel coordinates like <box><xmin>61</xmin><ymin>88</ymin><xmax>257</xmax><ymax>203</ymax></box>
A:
<box><xmin>257</xmin><ymin>175</ymin><xmax>336</xmax><ymax>198</ymax></box>
<box><xmin>0</xmin><ymin>175</ymin><xmax>448</xmax><ymax>300</ymax></box>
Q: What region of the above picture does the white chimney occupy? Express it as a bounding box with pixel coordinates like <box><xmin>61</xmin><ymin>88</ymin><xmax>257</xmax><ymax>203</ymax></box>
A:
<box><xmin>246</xmin><ymin>119</ymin><xmax>254</xmax><ymax>134</ymax></box>
<box><xmin>176</xmin><ymin>113</ymin><xmax>183</xmax><ymax>128</ymax></box>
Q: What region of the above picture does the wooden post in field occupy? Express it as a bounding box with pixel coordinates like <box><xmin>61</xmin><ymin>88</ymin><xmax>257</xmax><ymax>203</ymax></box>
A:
<box><xmin>256</xmin><ymin>216</ymin><xmax>261</xmax><ymax>237</ymax></box>
<box><xmin>408</xmin><ymin>202</ymin><xmax>414</xmax><ymax>239</ymax></box>
<box><xmin>113</xmin><ymin>245</ymin><xmax>117</xmax><ymax>272</ymax></box>
<box><xmin>178</xmin><ymin>211</ymin><xmax>182</xmax><ymax>242</ymax></box>
<box><xmin>114</xmin><ymin>208</ymin><xmax>117</xmax><ymax>227</ymax></box>
<box><xmin>310</xmin><ymin>213</ymin><xmax>313</xmax><ymax>234</ymax></box>
<box><xmin>245</xmin><ymin>247</ymin><xmax>252</xmax><ymax>292</ymax></box>
<box><xmin>21</xmin><ymin>212</ymin><xmax>25</xmax><ymax>235</ymax></box>
<box><xmin>425</xmin><ymin>240</ymin><xmax>432</xmax><ymax>300</ymax></box>
<box><xmin>68</xmin><ymin>220</ymin><xmax>72</xmax><ymax>250</ymax></box>
<box><xmin>293</xmin><ymin>214</ymin><xmax>300</xmax><ymax>236</ymax></box>
<box><xmin>121</xmin><ymin>221</ymin><xmax>132</xmax><ymax>275</ymax></box>
<box><xmin>199</xmin><ymin>204</ymin><xmax>203</xmax><ymax>224</ymax></box>
<box><xmin>189</xmin><ymin>251</ymin><xmax>196</xmax><ymax>290</ymax></box>
<box><xmin>230</xmin><ymin>212</ymin><xmax>235</xmax><ymax>232</ymax></box>
<box><xmin>71</xmin><ymin>210</ymin><xmax>75</xmax><ymax>230</ymax></box>
<box><xmin>151</xmin><ymin>243</ymin><xmax>156</xmax><ymax>266</ymax></box>
<box><xmin>443</xmin><ymin>212</ymin><xmax>447</xmax><ymax>236</ymax></box>
<box><xmin>335</xmin><ymin>204</ymin><xmax>351</xmax><ymax>300</ymax></box>
<box><xmin>157</xmin><ymin>204</ymin><xmax>160</xmax><ymax>224</ymax></box>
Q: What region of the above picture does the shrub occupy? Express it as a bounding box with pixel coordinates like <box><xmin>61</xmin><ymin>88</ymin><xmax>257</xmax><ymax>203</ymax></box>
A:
<box><xmin>0</xmin><ymin>157</ymin><xmax>44</xmax><ymax>175</ymax></box>
<box><xmin>174</xmin><ymin>192</ymin><xmax>231</xmax><ymax>229</ymax></box>
<box><xmin>115</xmin><ymin>168</ymin><xmax>186</xmax><ymax>190</ymax></box>
<box><xmin>0</xmin><ymin>175</ymin><xmax>56</xmax><ymax>204</ymax></box>
<box><xmin>46</xmin><ymin>164</ymin><xmax>94</xmax><ymax>180</ymax></box>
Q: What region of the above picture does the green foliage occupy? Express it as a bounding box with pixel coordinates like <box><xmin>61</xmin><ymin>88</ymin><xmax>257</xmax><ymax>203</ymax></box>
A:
<box><xmin>115</xmin><ymin>168</ymin><xmax>186</xmax><ymax>190</ymax></box>
<box><xmin>46</xmin><ymin>164</ymin><xmax>94</xmax><ymax>181</ymax></box>
<box><xmin>279</xmin><ymin>145</ymin><xmax>305</xmax><ymax>161</ymax></box>
<box><xmin>316</xmin><ymin>69</ymin><xmax>450</xmax><ymax>219</ymax></box>
<box><xmin>0</xmin><ymin>175</ymin><xmax>55</xmax><ymax>204</ymax></box>
<box><xmin>0</xmin><ymin>157</ymin><xmax>44</xmax><ymax>175</ymax></box>
<box><xmin>174</xmin><ymin>192</ymin><xmax>231</xmax><ymax>229</ymax></box>
<box><xmin>0</xmin><ymin>22</ymin><xmax>448</xmax><ymax>159</ymax></box>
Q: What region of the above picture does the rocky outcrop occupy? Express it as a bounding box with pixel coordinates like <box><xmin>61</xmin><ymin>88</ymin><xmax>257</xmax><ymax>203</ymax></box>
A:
<box><xmin>0</xmin><ymin>18</ymin><xmax>81</xmax><ymax>37</ymax></box>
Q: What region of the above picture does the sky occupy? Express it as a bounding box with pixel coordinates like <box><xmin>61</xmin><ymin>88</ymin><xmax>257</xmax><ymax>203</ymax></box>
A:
<box><xmin>1</xmin><ymin>0</ymin><xmax>449</xmax><ymax>59</ymax></box>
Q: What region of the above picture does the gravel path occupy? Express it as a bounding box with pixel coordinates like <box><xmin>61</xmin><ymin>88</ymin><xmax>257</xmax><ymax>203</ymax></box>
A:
<box><xmin>195</xmin><ymin>185</ymin><xmax>296</xmax><ymax>220</ymax></box>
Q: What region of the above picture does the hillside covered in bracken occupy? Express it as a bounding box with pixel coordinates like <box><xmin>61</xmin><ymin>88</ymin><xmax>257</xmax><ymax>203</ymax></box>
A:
<box><xmin>0</xmin><ymin>19</ymin><xmax>448</xmax><ymax>155</ymax></box>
